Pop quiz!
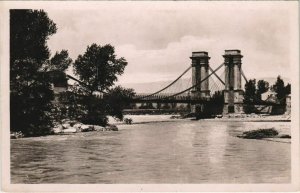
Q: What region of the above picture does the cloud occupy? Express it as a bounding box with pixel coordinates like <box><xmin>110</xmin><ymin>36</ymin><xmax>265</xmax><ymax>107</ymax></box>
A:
<box><xmin>115</xmin><ymin>34</ymin><xmax>291</xmax><ymax>84</ymax></box>
<box><xmin>46</xmin><ymin>2</ymin><xmax>295</xmax><ymax>85</ymax></box>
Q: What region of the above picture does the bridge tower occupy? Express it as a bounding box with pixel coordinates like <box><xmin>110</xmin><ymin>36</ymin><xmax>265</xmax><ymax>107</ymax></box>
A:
<box><xmin>190</xmin><ymin>51</ymin><xmax>210</xmax><ymax>113</ymax></box>
<box><xmin>223</xmin><ymin>50</ymin><xmax>244</xmax><ymax>114</ymax></box>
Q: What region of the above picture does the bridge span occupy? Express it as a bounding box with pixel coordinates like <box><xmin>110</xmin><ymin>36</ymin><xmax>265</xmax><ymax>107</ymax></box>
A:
<box><xmin>132</xmin><ymin>93</ymin><xmax>210</xmax><ymax>104</ymax></box>
<box><xmin>132</xmin><ymin>49</ymin><xmax>247</xmax><ymax>115</ymax></box>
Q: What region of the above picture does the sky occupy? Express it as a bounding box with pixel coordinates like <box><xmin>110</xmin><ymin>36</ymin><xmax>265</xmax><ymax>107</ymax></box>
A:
<box><xmin>46</xmin><ymin>2</ymin><xmax>297</xmax><ymax>86</ymax></box>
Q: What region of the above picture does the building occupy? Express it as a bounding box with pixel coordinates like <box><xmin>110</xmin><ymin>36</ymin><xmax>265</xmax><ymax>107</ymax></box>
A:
<box><xmin>261</xmin><ymin>91</ymin><xmax>278</xmax><ymax>103</ymax></box>
<box><xmin>48</xmin><ymin>70</ymin><xmax>69</xmax><ymax>104</ymax></box>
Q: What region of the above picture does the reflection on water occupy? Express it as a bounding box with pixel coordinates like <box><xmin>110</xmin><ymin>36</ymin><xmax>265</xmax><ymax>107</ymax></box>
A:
<box><xmin>11</xmin><ymin>120</ymin><xmax>290</xmax><ymax>183</ymax></box>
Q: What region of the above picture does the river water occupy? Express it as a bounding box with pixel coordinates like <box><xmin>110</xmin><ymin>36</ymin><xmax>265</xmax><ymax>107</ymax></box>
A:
<box><xmin>11</xmin><ymin>118</ymin><xmax>290</xmax><ymax>184</ymax></box>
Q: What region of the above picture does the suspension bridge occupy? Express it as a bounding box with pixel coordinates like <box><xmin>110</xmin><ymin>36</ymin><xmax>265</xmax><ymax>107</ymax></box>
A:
<box><xmin>130</xmin><ymin>49</ymin><xmax>248</xmax><ymax>115</ymax></box>
<box><xmin>65</xmin><ymin>49</ymin><xmax>287</xmax><ymax>116</ymax></box>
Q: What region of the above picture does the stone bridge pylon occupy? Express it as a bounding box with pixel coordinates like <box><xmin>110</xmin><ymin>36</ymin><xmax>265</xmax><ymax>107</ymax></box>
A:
<box><xmin>223</xmin><ymin>50</ymin><xmax>244</xmax><ymax>114</ymax></box>
<box><xmin>190</xmin><ymin>51</ymin><xmax>210</xmax><ymax>113</ymax></box>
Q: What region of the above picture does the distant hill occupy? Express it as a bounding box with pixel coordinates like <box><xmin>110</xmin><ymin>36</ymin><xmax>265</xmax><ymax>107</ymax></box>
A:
<box><xmin>119</xmin><ymin>77</ymin><xmax>290</xmax><ymax>93</ymax></box>
<box><xmin>118</xmin><ymin>79</ymin><xmax>191</xmax><ymax>93</ymax></box>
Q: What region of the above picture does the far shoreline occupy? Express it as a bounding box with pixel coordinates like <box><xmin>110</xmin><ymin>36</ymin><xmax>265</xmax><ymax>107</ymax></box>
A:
<box><xmin>113</xmin><ymin>114</ymin><xmax>291</xmax><ymax>125</ymax></box>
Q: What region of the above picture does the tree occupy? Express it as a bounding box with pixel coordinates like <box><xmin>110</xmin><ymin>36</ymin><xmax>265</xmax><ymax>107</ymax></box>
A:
<box><xmin>244</xmin><ymin>79</ymin><xmax>257</xmax><ymax>103</ymax></box>
<box><xmin>47</xmin><ymin>50</ymin><xmax>72</xmax><ymax>87</ymax></box>
<box><xmin>211</xmin><ymin>91</ymin><xmax>224</xmax><ymax>105</ymax></box>
<box><xmin>105</xmin><ymin>86</ymin><xmax>135</xmax><ymax>120</ymax></box>
<box><xmin>209</xmin><ymin>91</ymin><xmax>224</xmax><ymax>115</ymax></box>
<box><xmin>49</xmin><ymin>50</ymin><xmax>72</xmax><ymax>72</ymax></box>
<box><xmin>10</xmin><ymin>10</ymin><xmax>57</xmax><ymax>136</ymax></box>
<box><xmin>73</xmin><ymin>44</ymin><xmax>127</xmax><ymax>94</ymax></box>
<box><xmin>10</xmin><ymin>10</ymin><xmax>57</xmax><ymax>64</ymax></box>
<box><xmin>72</xmin><ymin>44</ymin><xmax>129</xmax><ymax>125</ymax></box>
<box><xmin>285</xmin><ymin>83</ymin><xmax>291</xmax><ymax>95</ymax></box>
<box><xmin>53</xmin><ymin>84</ymin><xmax>89</xmax><ymax>123</ymax></box>
<box><xmin>256</xmin><ymin>80</ymin><xmax>269</xmax><ymax>100</ymax></box>
<box><xmin>271</xmin><ymin>76</ymin><xmax>286</xmax><ymax>104</ymax></box>
<box><xmin>271</xmin><ymin>76</ymin><xmax>291</xmax><ymax>104</ymax></box>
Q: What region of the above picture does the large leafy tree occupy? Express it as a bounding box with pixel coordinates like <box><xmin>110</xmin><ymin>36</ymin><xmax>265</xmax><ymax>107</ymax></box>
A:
<box><xmin>10</xmin><ymin>10</ymin><xmax>57</xmax><ymax>136</ymax></box>
<box><xmin>72</xmin><ymin>44</ymin><xmax>129</xmax><ymax>125</ymax></box>
<box><xmin>73</xmin><ymin>44</ymin><xmax>127</xmax><ymax>94</ymax></box>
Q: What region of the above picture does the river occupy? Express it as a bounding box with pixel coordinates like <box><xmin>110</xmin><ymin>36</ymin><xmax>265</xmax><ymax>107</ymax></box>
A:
<box><xmin>11</xmin><ymin>117</ymin><xmax>290</xmax><ymax>184</ymax></box>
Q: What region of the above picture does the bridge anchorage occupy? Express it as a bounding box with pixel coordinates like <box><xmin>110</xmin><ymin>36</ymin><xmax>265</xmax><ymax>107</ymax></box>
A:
<box><xmin>132</xmin><ymin>49</ymin><xmax>248</xmax><ymax>117</ymax></box>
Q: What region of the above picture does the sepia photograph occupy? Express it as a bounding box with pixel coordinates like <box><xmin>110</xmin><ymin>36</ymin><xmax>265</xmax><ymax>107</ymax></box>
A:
<box><xmin>0</xmin><ymin>1</ymin><xmax>299</xmax><ymax>192</ymax></box>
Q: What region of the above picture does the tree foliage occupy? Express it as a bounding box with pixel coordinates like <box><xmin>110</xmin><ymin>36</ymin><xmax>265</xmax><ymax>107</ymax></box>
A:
<box><xmin>285</xmin><ymin>83</ymin><xmax>291</xmax><ymax>95</ymax></box>
<box><xmin>80</xmin><ymin>95</ymin><xmax>108</xmax><ymax>126</ymax></box>
<box><xmin>244</xmin><ymin>76</ymin><xmax>291</xmax><ymax>107</ymax></box>
<box><xmin>244</xmin><ymin>79</ymin><xmax>257</xmax><ymax>103</ymax></box>
<box><xmin>255</xmin><ymin>80</ymin><xmax>269</xmax><ymax>100</ymax></box>
<box><xmin>62</xmin><ymin>85</ymin><xmax>136</xmax><ymax>125</ymax></box>
<box><xmin>54</xmin><ymin>84</ymin><xmax>88</xmax><ymax>122</ymax></box>
<box><xmin>272</xmin><ymin>76</ymin><xmax>285</xmax><ymax>99</ymax></box>
<box><xmin>105</xmin><ymin>86</ymin><xmax>135</xmax><ymax>120</ymax></box>
<box><xmin>10</xmin><ymin>10</ymin><xmax>57</xmax><ymax>136</ymax></box>
<box><xmin>70</xmin><ymin>44</ymin><xmax>131</xmax><ymax>125</ymax></box>
<box><xmin>10</xmin><ymin>10</ymin><xmax>57</xmax><ymax>64</ymax></box>
<box><xmin>271</xmin><ymin>76</ymin><xmax>291</xmax><ymax>104</ymax></box>
<box><xmin>211</xmin><ymin>91</ymin><xmax>224</xmax><ymax>105</ymax></box>
<box><xmin>73</xmin><ymin>44</ymin><xmax>127</xmax><ymax>93</ymax></box>
<box><xmin>47</xmin><ymin>50</ymin><xmax>72</xmax><ymax>87</ymax></box>
<box><xmin>49</xmin><ymin>50</ymin><xmax>72</xmax><ymax>72</ymax></box>
<box><xmin>209</xmin><ymin>91</ymin><xmax>224</xmax><ymax>115</ymax></box>
<box><xmin>257</xmin><ymin>80</ymin><xmax>269</xmax><ymax>93</ymax></box>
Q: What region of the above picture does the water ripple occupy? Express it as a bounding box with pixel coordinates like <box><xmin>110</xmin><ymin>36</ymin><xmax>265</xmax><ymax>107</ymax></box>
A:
<box><xmin>11</xmin><ymin>121</ymin><xmax>291</xmax><ymax>184</ymax></box>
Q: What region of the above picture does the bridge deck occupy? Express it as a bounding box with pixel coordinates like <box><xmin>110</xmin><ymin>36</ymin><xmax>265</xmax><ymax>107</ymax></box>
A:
<box><xmin>133</xmin><ymin>94</ymin><xmax>210</xmax><ymax>103</ymax></box>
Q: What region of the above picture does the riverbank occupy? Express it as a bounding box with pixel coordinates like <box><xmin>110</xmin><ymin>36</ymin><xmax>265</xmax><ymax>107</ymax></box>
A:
<box><xmin>108</xmin><ymin>115</ymin><xmax>182</xmax><ymax>125</ymax></box>
<box><xmin>109</xmin><ymin>114</ymin><xmax>291</xmax><ymax>125</ymax></box>
<box><xmin>211</xmin><ymin>114</ymin><xmax>291</xmax><ymax>122</ymax></box>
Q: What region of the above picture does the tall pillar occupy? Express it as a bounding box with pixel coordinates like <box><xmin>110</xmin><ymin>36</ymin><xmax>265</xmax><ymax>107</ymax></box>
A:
<box><xmin>190</xmin><ymin>51</ymin><xmax>210</xmax><ymax>113</ymax></box>
<box><xmin>200</xmin><ymin>56</ymin><xmax>210</xmax><ymax>98</ymax></box>
<box><xmin>223</xmin><ymin>50</ymin><xmax>244</xmax><ymax>114</ymax></box>
<box><xmin>190</xmin><ymin>52</ymin><xmax>210</xmax><ymax>98</ymax></box>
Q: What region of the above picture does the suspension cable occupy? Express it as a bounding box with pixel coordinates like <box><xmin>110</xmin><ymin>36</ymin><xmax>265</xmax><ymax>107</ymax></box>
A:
<box><xmin>66</xmin><ymin>74</ymin><xmax>108</xmax><ymax>94</ymax></box>
<box><xmin>241</xmin><ymin>69</ymin><xmax>248</xmax><ymax>83</ymax></box>
<box><xmin>209</xmin><ymin>66</ymin><xmax>225</xmax><ymax>85</ymax></box>
<box><xmin>136</xmin><ymin>66</ymin><xmax>192</xmax><ymax>99</ymax></box>
<box><xmin>160</xmin><ymin>63</ymin><xmax>224</xmax><ymax>99</ymax></box>
<box><xmin>210</xmin><ymin>76</ymin><xmax>218</xmax><ymax>94</ymax></box>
